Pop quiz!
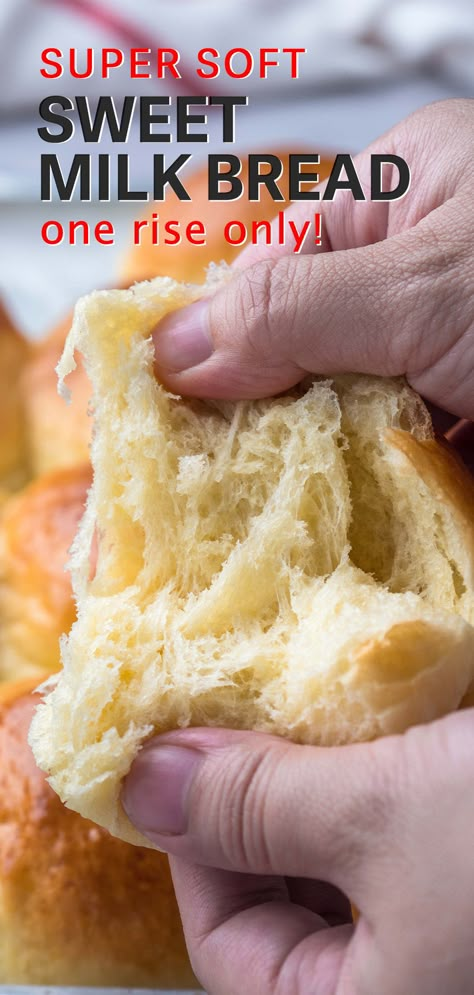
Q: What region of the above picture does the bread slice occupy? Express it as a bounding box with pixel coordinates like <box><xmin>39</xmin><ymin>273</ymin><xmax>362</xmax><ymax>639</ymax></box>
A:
<box><xmin>29</xmin><ymin>269</ymin><xmax>474</xmax><ymax>847</ymax></box>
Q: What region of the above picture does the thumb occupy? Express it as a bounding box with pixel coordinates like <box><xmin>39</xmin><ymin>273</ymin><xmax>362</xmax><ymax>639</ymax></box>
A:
<box><xmin>122</xmin><ymin>725</ymin><xmax>404</xmax><ymax>904</ymax></box>
<box><xmin>152</xmin><ymin>206</ymin><xmax>465</xmax><ymax>409</ymax></box>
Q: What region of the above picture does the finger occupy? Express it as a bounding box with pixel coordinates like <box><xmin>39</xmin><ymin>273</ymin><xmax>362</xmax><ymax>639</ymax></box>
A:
<box><xmin>122</xmin><ymin>726</ymin><xmax>401</xmax><ymax>902</ymax></box>
<box><xmin>286</xmin><ymin>879</ymin><xmax>352</xmax><ymax>926</ymax></box>
<box><xmin>230</xmin><ymin>98</ymin><xmax>471</xmax><ymax>274</ymax></box>
<box><xmin>152</xmin><ymin>197</ymin><xmax>472</xmax><ymax>417</ymax></box>
<box><xmin>170</xmin><ymin>856</ymin><xmax>353</xmax><ymax>995</ymax></box>
<box><xmin>152</xmin><ymin>100</ymin><xmax>473</xmax><ymax>414</ymax></box>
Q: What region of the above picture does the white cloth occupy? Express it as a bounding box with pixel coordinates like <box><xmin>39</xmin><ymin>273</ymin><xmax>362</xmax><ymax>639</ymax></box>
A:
<box><xmin>0</xmin><ymin>0</ymin><xmax>473</xmax><ymax>111</ymax></box>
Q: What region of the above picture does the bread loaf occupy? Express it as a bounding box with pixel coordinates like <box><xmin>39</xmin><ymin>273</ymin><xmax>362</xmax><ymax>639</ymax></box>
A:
<box><xmin>22</xmin><ymin>315</ymin><xmax>92</xmax><ymax>475</ymax></box>
<box><xmin>0</xmin><ymin>302</ymin><xmax>30</xmax><ymax>492</ymax></box>
<box><xmin>30</xmin><ymin>270</ymin><xmax>474</xmax><ymax>848</ymax></box>
<box><xmin>0</xmin><ymin>678</ymin><xmax>194</xmax><ymax>987</ymax></box>
<box><xmin>0</xmin><ymin>466</ymin><xmax>91</xmax><ymax>681</ymax></box>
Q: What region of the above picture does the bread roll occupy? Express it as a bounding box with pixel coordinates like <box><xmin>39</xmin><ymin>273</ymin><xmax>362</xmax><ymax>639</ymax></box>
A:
<box><xmin>0</xmin><ymin>466</ymin><xmax>91</xmax><ymax>681</ymax></box>
<box><xmin>30</xmin><ymin>271</ymin><xmax>474</xmax><ymax>848</ymax></box>
<box><xmin>22</xmin><ymin>314</ymin><xmax>91</xmax><ymax>475</ymax></box>
<box><xmin>0</xmin><ymin>678</ymin><xmax>194</xmax><ymax>987</ymax></box>
<box><xmin>0</xmin><ymin>302</ymin><xmax>30</xmax><ymax>492</ymax></box>
<box><xmin>121</xmin><ymin>150</ymin><xmax>334</xmax><ymax>284</ymax></box>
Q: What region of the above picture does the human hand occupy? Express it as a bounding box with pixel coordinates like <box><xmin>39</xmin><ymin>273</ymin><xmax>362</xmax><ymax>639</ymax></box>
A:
<box><xmin>123</xmin><ymin>709</ymin><xmax>474</xmax><ymax>994</ymax></box>
<box><xmin>152</xmin><ymin>98</ymin><xmax>474</xmax><ymax>420</ymax></box>
<box><xmin>126</xmin><ymin>98</ymin><xmax>474</xmax><ymax>994</ymax></box>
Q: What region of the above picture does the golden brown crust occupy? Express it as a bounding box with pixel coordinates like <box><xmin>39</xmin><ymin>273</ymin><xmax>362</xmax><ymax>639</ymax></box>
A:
<box><xmin>352</xmin><ymin>620</ymin><xmax>472</xmax><ymax>723</ymax></box>
<box><xmin>0</xmin><ymin>466</ymin><xmax>91</xmax><ymax>679</ymax></box>
<box><xmin>121</xmin><ymin>149</ymin><xmax>334</xmax><ymax>284</ymax></box>
<box><xmin>0</xmin><ymin>681</ymin><xmax>194</xmax><ymax>987</ymax></box>
<box><xmin>387</xmin><ymin>430</ymin><xmax>474</xmax><ymax>594</ymax></box>
<box><xmin>388</xmin><ymin>431</ymin><xmax>474</xmax><ymax>550</ymax></box>
<box><xmin>0</xmin><ymin>675</ymin><xmax>46</xmax><ymax>707</ymax></box>
<box><xmin>22</xmin><ymin>319</ymin><xmax>91</xmax><ymax>476</ymax></box>
<box><xmin>0</xmin><ymin>302</ymin><xmax>30</xmax><ymax>491</ymax></box>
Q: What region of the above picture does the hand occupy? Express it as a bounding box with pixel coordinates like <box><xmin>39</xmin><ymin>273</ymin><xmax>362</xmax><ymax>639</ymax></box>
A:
<box><xmin>123</xmin><ymin>710</ymin><xmax>474</xmax><ymax>994</ymax></box>
<box><xmin>127</xmin><ymin>98</ymin><xmax>474</xmax><ymax>994</ymax></box>
<box><xmin>152</xmin><ymin>98</ymin><xmax>474</xmax><ymax>420</ymax></box>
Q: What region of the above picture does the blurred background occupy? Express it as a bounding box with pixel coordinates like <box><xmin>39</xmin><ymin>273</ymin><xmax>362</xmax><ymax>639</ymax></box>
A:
<box><xmin>0</xmin><ymin>5</ymin><xmax>472</xmax><ymax>989</ymax></box>
<box><xmin>0</xmin><ymin>0</ymin><xmax>473</xmax><ymax>338</ymax></box>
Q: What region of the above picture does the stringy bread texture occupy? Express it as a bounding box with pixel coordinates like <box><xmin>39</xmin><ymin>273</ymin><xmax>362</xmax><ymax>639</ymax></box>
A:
<box><xmin>30</xmin><ymin>270</ymin><xmax>474</xmax><ymax>846</ymax></box>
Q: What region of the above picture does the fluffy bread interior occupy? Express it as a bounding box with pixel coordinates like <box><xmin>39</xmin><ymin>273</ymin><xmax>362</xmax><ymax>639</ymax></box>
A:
<box><xmin>29</xmin><ymin>269</ymin><xmax>474</xmax><ymax>847</ymax></box>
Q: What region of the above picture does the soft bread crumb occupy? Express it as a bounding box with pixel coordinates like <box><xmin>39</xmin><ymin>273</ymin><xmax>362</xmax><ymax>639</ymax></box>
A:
<box><xmin>30</xmin><ymin>268</ymin><xmax>474</xmax><ymax>847</ymax></box>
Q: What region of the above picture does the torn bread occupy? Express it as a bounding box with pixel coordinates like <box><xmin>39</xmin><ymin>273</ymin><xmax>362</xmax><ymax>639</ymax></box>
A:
<box><xmin>30</xmin><ymin>269</ymin><xmax>474</xmax><ymax>847</ymax></box>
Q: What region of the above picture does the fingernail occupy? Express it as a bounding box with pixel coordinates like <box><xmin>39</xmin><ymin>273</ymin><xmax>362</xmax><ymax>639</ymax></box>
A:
<box><xmin>153</xmin><ymin>299</ymin><xmax>213</xmax><ymax>374</ymax></box>
<box><xmin>122</xmin><ymin>744</ymin><xmax>201</xmax><ymax>837</ymax></box>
